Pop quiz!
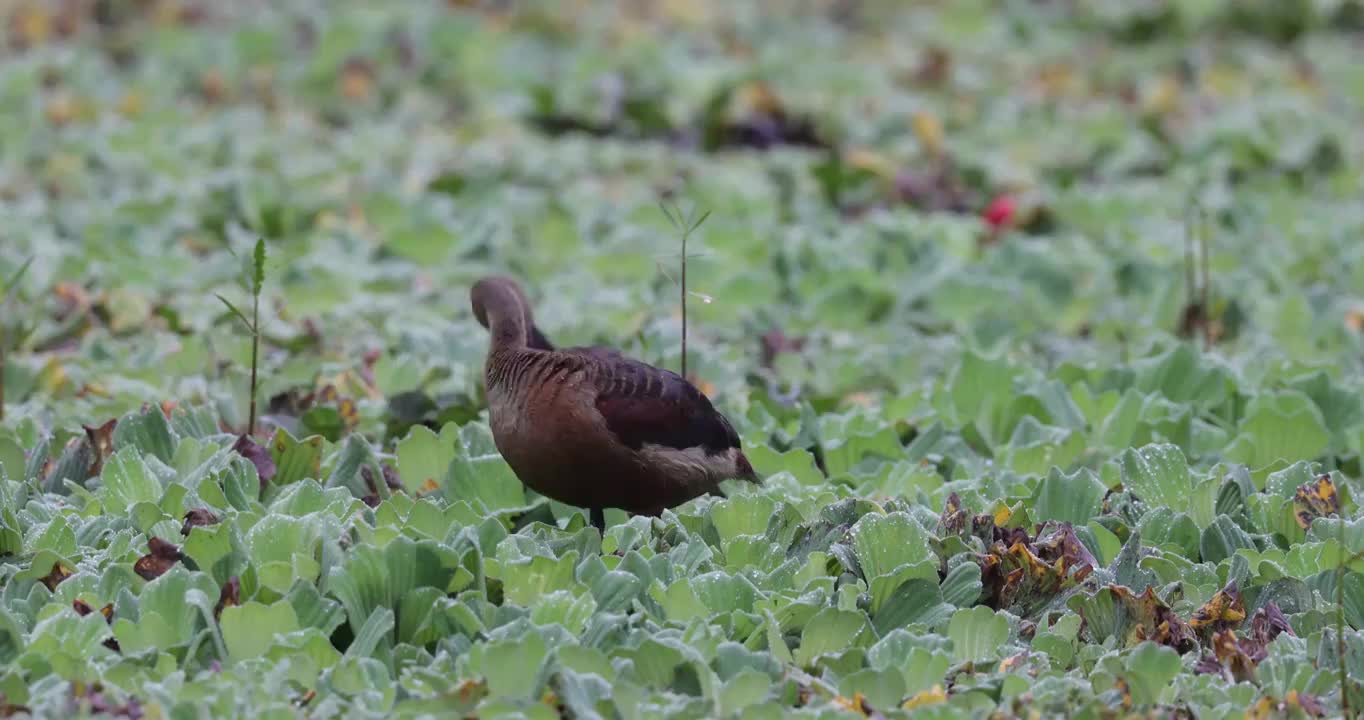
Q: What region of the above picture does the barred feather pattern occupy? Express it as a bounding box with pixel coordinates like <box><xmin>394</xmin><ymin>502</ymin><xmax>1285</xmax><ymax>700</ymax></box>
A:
<box><xmin>472</xmin><ymin>274</ymin><xmax>759</xmax><ymax>516</ymax></box>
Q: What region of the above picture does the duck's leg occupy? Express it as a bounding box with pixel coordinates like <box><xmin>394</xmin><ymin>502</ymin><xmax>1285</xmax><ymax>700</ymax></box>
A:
<box><xmin>590</xmin><ymin>508</ymin><xmax>606</xmax><ymax>534</ymax></box>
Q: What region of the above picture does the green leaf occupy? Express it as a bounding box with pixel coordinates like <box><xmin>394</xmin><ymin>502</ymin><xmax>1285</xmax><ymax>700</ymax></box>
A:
<box><xmin>795</xmin><ymin>608</ymin><xmax>872</xmax><ymax>667</ymax></box>
<box><xmin>1033</xmin><ymin>467</ymin><xmax>1106</xmax><ymax>525</ymax></box>
<box><xmin>444</xmin><ymin>454</ymin><xmax>526</xmax><ymax>512</ymax></box>
<box><xmin>1265</xmin><ymin>460</ymin><xmax>1321</xmax><ymax>499</ymax></box>
<box><xmin>112</xmin><ymin>566</ymin><xmax>218</xmax><ymax>653</ymax></box>
<box><xmin>483</xmin><ymin>633</ymin><xmax>548</xmax><ymax>698</ymax></box>
<box><xmin>0</xmin><ymin>435</ymin><xmax>23</xmax><ymax>483</ymax></box>
<box><xmin>113</xmin><ymin>405</ymin><xmax>177</xmax><ymax>464</ymax></box>
<box><xmin>182</xmin><ymin>522</ymin><xmax>245</xmax><ymax>586</ymax></box>
<box><xmin>851</xmin><ymin>511</ymin><xmax>931</xmax><ymax>581</ymax></box>
<box><xmin>1118</xmin><ymin>443</ymin><xmax>1217</xmax><ymax>528</ymax></box>
<box><xmin>1120</xmin><ymin>642</ymin><xmax>1181</xmax><ymax>708</ymax></box>
<box><xmin>944</xmin><ymin>349</ymin><xmax>1018</xmax><ymax>430</ymax></box>
<box><xmin>252</xmin><ymin>238</ymin><xmax>267</xmax><ymax>295</ymax></box>
<box><xmin>271</xmin><ymin>429</ymin><xmax>324</xmax><ymax>486</ymax></box>
<box><xmin>868</xmin><ymin>634</ymin><xmax>951</xmax><ymax>694</ymax></box>
<box><xmin>746</xmin><ymin>445</ymin><xmax>824</xmax><ymax>486</ymax></box>
<box><xmin>1225</xmin><ymin>391</ymin><xmax>1330</xmax><ymax>475</ymax></box>
<box><xmin>711</xmin><ymin>494</ymin><xmax>777</xmax><ymax>543</ymax></box>
<box><xmin>327</xmin><ymin>536</ymin><xmax>460</xmax><ymax>639</ymax></box>
<box><xmin>0</xmin><ymin>256</ymin><xmax>34</xmax><ymax>301</ymax></box>
<box><xmin>100</xmin><ymin>447</ymin><xmax>163</xmax><ymax>516</ymax></box>
<box><xmin>300</xmin><ymin>407</ymin><xmax>345</xmax><ymax>443</ymax></box>
<box><xmin>245</xmin><ymin>514</ymin><xmax>323</xmax><ymax>594</ymax></box>
<box><xmin>590</xmin><ymin>570</ymin><xmax>643</xmax><ymax>613</ymax></box>
<box><xmin>718</xmin><ymin>669</ymin><xmax>773</xmax><ymax>715</ymax></box>
<box><xmin>839</xmin><ymin>668</ymin><xmax>906</xmax><ymax>710</ymax></box>
<box><xmin>948</xmin><ymin>606</ymin><xmax>1009</xmax><ymax>663</ymax></box>
<box><xmin>873</xmin><ymin>578</ymin><xmax>955</xmax><ymax>634</ymax></box>
<box><xmin>287</xmin><ymin>580</ymin><xmax>346</xmax><ymax>635</ymax></box>
<box><xmin>1200</xmin><ymin>515</ymin><xmax>1256</xmax><ymax>564</ymax></box>
<box><xmin>220</xmin><ymin>600</ymin><xmax>301</xmax><ymax>662</ymax></box>
<box><xmin>941</xmin><ymin>561</ymin><xmax>983</xmax><ymax>607</ymax></box>
<box><xmin>347</xmin><ymin>606</ymin><xmax>395</xmax><ymax>660</ymax></box>
<box><xmin>215</xmin><ymin>294</ymin><xmax>254</xmax><ymax>332</ymax></box>
<box><xmin>501</xmin><ymin>552</ymin><xmax>580</xmax><ymax>607</ymax></box>
<box><xmin>264</xmin><ymin>628</ymin><xmax>341</xmax><ymax>687</ymax></box>
<box><xmin>395</xmin><ymin>423</ymin><xmax>460</xmax><ymax>494</ymax></box>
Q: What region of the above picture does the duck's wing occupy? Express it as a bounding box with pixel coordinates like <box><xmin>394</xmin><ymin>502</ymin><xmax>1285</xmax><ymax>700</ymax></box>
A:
<box><xmin>570</xmin><ymin>351</ymin><xmax>740</xmax><ymax>455</ymax></box>
<box><xmin>527</xmin><ymin>324</ymin><xmax>555</xmax><ymax>351</ymax></box>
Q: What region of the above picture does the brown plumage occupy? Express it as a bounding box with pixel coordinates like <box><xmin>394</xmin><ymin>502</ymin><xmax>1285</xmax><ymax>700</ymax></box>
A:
<box><xmin>471</xmin><ymin>275</ymin><xmax>760</xmax><ymax>532</ymax></box>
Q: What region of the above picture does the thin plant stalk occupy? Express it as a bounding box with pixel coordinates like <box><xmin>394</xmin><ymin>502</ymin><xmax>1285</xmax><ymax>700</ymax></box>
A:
<box><xmin>0</xmin><ymin>257</ymin><xmax>35</xmax><ymax>424</ymax></box>
<box><xmin>1341</xmin><ymin>509</ymin><xmax>1352</xmax><ymax>718</ymax></box>
<box><xmin>658</xmin><ymin>201</ymin><xmax>711</xmax><ymax>379</ymax></box>
<box><xmin>1184</xmin><ymin>208</ymin><xmax>1196</xmax><ymax>316</ymax></box>
<box><xmin>249</xmin><ymin>278</ymin><xmax>260</xmax><ymax>435</ymax></box>
<box><xmin>681</xmin><ymin>216</ymin><xmax>688</xmax><ymax>378</ymax></box>
<box><xmin>0</xmin><ymin>317</ymin><xmax>6</xmax><ymax>423</ymax></box>
<box><xmin>216</xmin><ymin>239</ymin><xmax>267</xmax><ymax>436</ymax></box>
<box><xmin>1199</xmin><ymin>211</ymin><xmax>1212</xmax><ymax>351</ymax></box>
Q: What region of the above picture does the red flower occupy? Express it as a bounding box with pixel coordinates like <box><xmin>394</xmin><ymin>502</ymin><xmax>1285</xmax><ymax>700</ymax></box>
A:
<box><xmin>983</xmin><ymin>195</ymin><xmax>1017</xmax><ymax>229</ymax></box>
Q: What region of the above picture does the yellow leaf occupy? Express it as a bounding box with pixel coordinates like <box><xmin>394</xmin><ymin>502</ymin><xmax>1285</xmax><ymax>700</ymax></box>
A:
<box><xmin>662</xmin><ymin>0</ymin><xmax>709</xmax><ymax>25</ymax></box>
<box><xmin>37</xmin><ymin>358</ymin><xmax>69</xmax><ymax>395</ymax></box>
<box><xmin>902</xmin><ymin>685</ymin><xmax>946</xmax><ymax>710</ymax></box>
<box><xmin>1037</xmin><ymin>63</ymin><xmax>1075</xmax><ymax>98</ymax></box>
<box><xmin>845</xmin><ymin>149</ymin><xmax>895</xmax><ymax>179</ymax></box>
<box><xmin>911</xmin><ymin>111</ymin><xmax>944</xmax><ymax>157</ymax></box>
<box><xmin>13</xmin><ymin>4</ymin><xmax>51</xmax><ymax>46</ymax></box>
<box><xmin>1142</xmin><ymin>75</ymin><xmax>1181</xmax><ymax>116</ymax></box>
<box><xmin>45</xmin><ymin>94</ymin><xmax>77</xmax><ymax>126</ymax></box>
<box><xmin>739</xmin><ymin>82</ymin><xmax>783</xmax><ymax>117</ymax></box>
<box><xmin>832</xmin><ymin>693</ymin><xmax>870</xmax><ymax>714</ymax></box>
<box><xmin>117</xmin><ymin>91</ymin><xmax>144</xmax><ymax>118</ymax></box>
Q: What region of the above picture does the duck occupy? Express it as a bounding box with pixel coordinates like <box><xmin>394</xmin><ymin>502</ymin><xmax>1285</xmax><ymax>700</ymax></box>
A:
<box><xmin>470</xmin><ymin>275</ymin><xmax>760</xmax><ymax>532</ymax></box>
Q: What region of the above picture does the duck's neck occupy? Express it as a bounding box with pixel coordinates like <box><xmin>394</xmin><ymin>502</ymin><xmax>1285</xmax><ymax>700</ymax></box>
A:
<box><xmin>483</xmin><ymin>288</ymin><xmax>530</xmax><ymax>356</ymax></box>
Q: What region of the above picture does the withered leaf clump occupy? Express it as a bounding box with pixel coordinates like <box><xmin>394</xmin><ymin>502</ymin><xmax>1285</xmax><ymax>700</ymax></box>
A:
<box><xmin>937</xmin><ymin>492</ymin><xmax>968</xmax><ymax>537</ymax></box>
<box><xmin>134</xmin><ymin>537</ymin><xmax>183</xmax><ymax>581</ymax></box>
<box><xmin>1292</xmin><ymin>474</ymin><xmax>1339</xmax><ymax>529</ymax></box>
<box><xmin>1247</xmin><ymin>691</ymin><xmax>1325</xmax><ymax>719</ymax></box>
<box><xmin>978</xmin><ymin>522</ymin><xmax>1096</xmax><ymax>617</ymax></box>
<box><xmin>1117</xmin><ymin>585</ymin><xmax>1196</xmax><ymax>653</ymax></box>
<box><xmin>1188</xmin><ymin>582</ymin><xmax>1247</xmax><ymax>638</ymax></box>
<box><xmin>1194</xmin><ymin>629</ymin><xmax>1259</xmax><ymax>682</ymax></box>
<box><xmin>1077</xmin><ymin>584</ymin><xmax>1196</xmax><ymax>654</ymax></box>
<box><xmin>68</xmin><ymin>682</ymin><xmax>143</xmax><ymax>720</ymax></box>
<box><xmin>1194</xmin><ymin>602</ymin><xmax>1294</xmax><ymax>683</ymax></box>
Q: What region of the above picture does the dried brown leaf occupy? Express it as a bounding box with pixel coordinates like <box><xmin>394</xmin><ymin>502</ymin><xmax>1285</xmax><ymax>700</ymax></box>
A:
<box><xmin>214</xmin><ymin>576</ymin><xmax>240</xmax><ymax>620</ymax></box>
<box><xmin>180</xmin><ymin>508</ymin><xmax>221</xmax><ymax>536</ymax></box>
<box><xmin>134</xmin><ymin>537</ymin><xmax>183</xmax><ymax>581</ymax></box>
<box><xmin>232</xmin><ymin>434</ymin><xmax>276</xmax><ymax>490</ymax></box>
<box><xmin>40</xmin><ymin>561</ymin><xmax>73</xmax><ymax>591</ymax></box>
<box><xmin>82</xmin><ymin>418</ymin><xmax>117</xmax><ymax>478</ymax></box>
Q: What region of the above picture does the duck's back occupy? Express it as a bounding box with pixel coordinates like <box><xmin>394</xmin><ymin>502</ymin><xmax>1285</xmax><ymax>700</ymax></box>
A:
<box><xmin>485</xmin><ymin>346</ymin><xmax>747</xmax><ymax>514</ymax></box>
